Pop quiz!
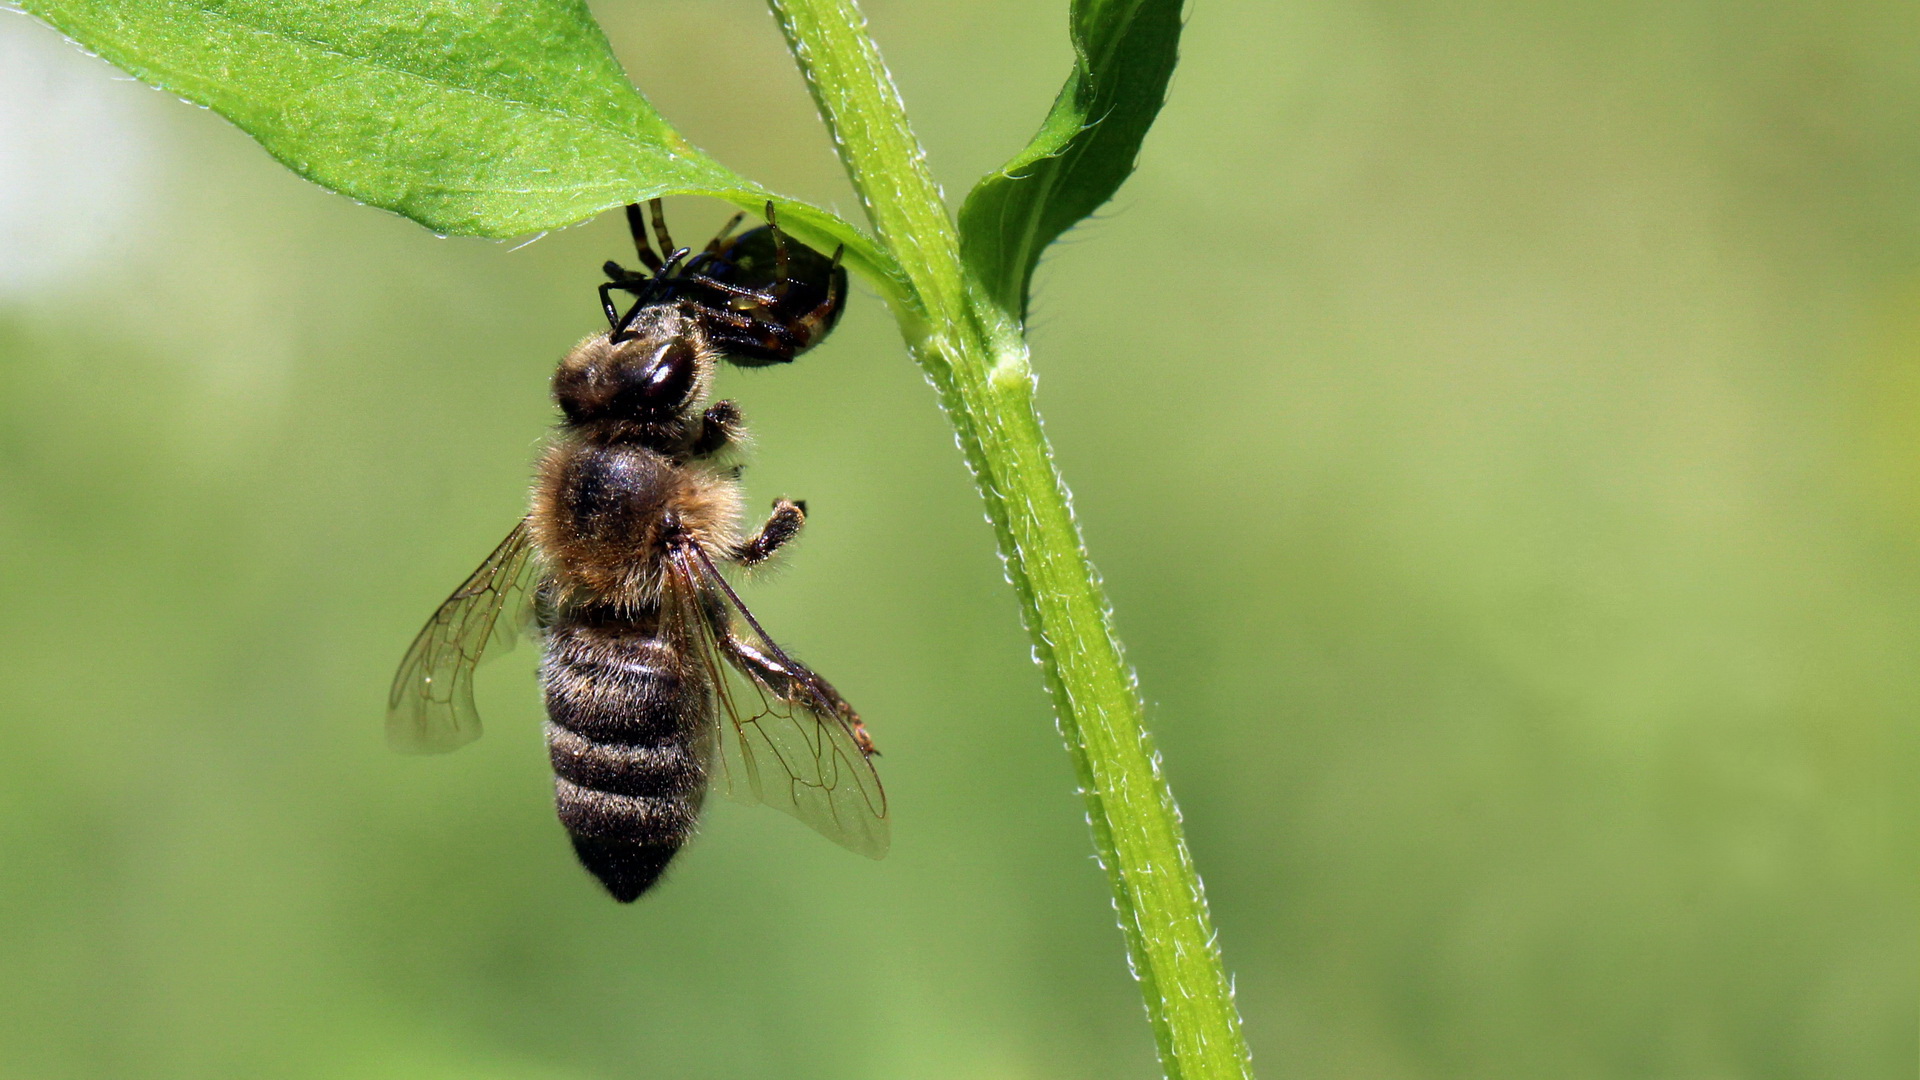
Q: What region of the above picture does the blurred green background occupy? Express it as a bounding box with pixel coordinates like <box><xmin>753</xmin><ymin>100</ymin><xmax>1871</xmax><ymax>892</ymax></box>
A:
<box><xmin>0</xmin><ymin>1</ymin><xmax>1913</xmax><ymax>1077</ymax></box>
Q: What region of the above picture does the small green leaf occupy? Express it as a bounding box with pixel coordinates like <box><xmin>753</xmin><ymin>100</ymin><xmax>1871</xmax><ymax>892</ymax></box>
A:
<box><xmin>957</xmin><ymin>0</ymin><xmax>1182</xmax><ymax>322</ymax></box>
<box><xmin>18</xmin><ymin>0</ymin><xmax>896</xmax><ymax>286</ymax></box>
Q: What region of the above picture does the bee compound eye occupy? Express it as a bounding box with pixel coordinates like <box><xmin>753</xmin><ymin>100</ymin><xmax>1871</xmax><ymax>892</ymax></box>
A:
<box><xmin>631</xmin><ymin>339</ymin><xmax>697</xmax><ymax>414</ymax></box>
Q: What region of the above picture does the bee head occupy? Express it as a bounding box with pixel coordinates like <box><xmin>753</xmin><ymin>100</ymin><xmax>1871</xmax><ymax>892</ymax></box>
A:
<box><xmin>553</xmin><ymin>308</ymin><xmax>712</xmax><ymax>428</ymax></box>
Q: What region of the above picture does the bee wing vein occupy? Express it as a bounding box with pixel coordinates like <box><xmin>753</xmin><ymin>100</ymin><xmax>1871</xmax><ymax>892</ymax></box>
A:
<box><xmin>386</xmin><ymin>519</ymin><xmax>542</xmax><ymax>754</ymax></box>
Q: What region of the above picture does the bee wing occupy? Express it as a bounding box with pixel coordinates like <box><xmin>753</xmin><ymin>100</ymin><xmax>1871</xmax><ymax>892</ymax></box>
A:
<box><xmin>386</xmin><ymin>520</ymin><xmax>544</xmax><ymax>754</ymax></box>
<box><xmin>667</xmin><ymin>544</ymin><xmax>889</xmax><ymax>859</ymax></box>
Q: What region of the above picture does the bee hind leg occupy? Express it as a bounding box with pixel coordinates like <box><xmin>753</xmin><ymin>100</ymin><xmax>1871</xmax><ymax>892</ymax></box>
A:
<box><xmin>718</xmin><ymin>628</ymin><xmax>876</xmax><ymax>755</ymax></box>
<box><xmin>733</xmin><ymin>498</ymin><xmax>806</xmax><ymax>566</ymax></box>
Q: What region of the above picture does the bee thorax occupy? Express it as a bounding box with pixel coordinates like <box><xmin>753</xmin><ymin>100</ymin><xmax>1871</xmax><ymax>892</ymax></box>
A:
<box><xmin>530</xmin><ymin>438</ymin><xmax>742</xmax><ymax>609</ymax></box>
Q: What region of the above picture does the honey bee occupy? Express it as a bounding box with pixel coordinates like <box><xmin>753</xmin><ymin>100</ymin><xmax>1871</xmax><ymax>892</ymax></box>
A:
<box><xmin>388</xmin><ymin>201</ymin><xmax>884</xmax><ymax>902</ymax></box>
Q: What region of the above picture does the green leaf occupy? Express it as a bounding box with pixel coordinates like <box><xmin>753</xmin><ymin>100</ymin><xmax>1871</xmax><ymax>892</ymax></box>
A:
<box><xmin>17</xmin><ymin>0</ymin><xmax>896</xmax><ymax>286</ymax></box>
<box><xmin>956</xmin><ymin>0</ymin><xmax>1183</xmax><ymax>322</ymax></box>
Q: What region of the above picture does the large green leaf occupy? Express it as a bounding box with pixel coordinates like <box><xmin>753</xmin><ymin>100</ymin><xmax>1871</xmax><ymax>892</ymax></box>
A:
<box><xmin>956</xmin><ymin>0</ymin><xmax>1183</xmax><ymax>323</ymax></box>
<box><xmin>18</xmin><ymin>0</ymin><xmax>893</xmax><ymax>283</ymax></box>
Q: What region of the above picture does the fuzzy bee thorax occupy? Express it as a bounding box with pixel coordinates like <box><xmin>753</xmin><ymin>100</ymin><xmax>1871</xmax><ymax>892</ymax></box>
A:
<box><xmin>529</xmin><ymin>439</ymin><xmax>743</xmax><ymax>610</ymax></box>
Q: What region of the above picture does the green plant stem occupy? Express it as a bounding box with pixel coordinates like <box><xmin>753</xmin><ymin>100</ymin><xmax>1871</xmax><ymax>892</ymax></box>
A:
<box><xmin>768</xmin><ymin>3</ymin><xmax>1252</xmax><ymax>1077</ymax></box>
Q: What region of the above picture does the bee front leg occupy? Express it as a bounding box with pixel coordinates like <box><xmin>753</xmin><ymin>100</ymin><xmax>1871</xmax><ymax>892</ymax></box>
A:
<box><xmin>733</xmin><ymin>498</ymin><xmax>806</xmax><ymax>567</ymax></box>
<box><xmin>690</xmin><ymin>399</ymin><xmax>743</xmax><ymax>458</ymax></box>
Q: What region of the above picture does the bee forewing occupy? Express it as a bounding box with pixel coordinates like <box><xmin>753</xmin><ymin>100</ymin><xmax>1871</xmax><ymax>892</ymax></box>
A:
<box><xmin>387</xmin><ymin>520</ymin><xmax>543</xmax><ymax>754</ymax></box>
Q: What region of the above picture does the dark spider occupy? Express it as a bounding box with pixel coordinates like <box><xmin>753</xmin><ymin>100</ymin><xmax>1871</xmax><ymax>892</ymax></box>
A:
<box><xmin>600</xmin><ymin>200</ymin><xmax>848</xmax><ymax>367</ymax></box>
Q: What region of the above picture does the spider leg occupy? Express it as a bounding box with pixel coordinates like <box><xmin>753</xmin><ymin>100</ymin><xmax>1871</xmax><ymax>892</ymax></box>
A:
<box><xmin>760</xmin><ymin>200</ymin><xmax>796</xmax><ymax>305</ymax></box>
<box><xmin>648</xmin><ymin>199</ymin><xmax>676</xmax><ymax>259</ymax></box>
<box><xmin>679</xmin><ymin>276</ymin><xmax>782</xmax><ymax>308</ymax></box>
<box><xmin>603</xmin><ymin>259</ymin><xmax>648</xmax><ymax>283</ymax></box>
<box><xmin>790</xmin><ymin>244</ymin><xmax>847</xmax><ymax>343</ymax></box>
<box><xmin>623</xmin><ymin>203</ymin><xmax>664</xmax><ymax>273</ymax></box>
<box><xmin>705</xmin><ymin>212</ymin><xmax>745</xmax><ymax>254</ymax></box>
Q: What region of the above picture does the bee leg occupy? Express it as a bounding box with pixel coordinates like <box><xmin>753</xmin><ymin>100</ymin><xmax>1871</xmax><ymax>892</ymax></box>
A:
<box><xmin>718</xmin><ymin>630</ymin><xmax>877</xmax><ymax>756</ymax></box>
<box><xmin>733</xmin><ymin>498</ymin><xmax>806</xmax><ymax>566</ymax></box>
<box><xmin>690</xmin><ymin>399</ymin><xmax>742</xmax><ymax>458</ymax></box>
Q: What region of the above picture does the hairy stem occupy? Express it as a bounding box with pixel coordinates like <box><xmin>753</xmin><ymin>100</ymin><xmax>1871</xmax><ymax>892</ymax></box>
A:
<box><xmin>767</xmin><ymin>2</ymin><xmax>1253</xmax><ymax>1077</ymax></box>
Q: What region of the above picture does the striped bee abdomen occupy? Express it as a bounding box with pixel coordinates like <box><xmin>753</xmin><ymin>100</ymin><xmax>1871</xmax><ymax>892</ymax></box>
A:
<box><xmin>542</xmin><ymin>620</ymin><xmax>709</xmax><ymax>903</ymax></box>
